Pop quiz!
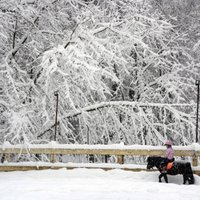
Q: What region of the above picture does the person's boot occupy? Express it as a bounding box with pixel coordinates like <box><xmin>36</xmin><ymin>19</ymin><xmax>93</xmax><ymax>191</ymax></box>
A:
<box><xmin>162</xmin><ymin>166</ymin><xmax>167</xmax><ymax>174</ymax></box>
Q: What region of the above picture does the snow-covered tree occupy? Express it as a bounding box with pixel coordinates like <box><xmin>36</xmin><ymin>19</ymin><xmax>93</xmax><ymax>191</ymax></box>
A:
<box><xmin>0</xmin><ymin>0</ymin><xmax>198</xmax><ymax>145</ymax></box>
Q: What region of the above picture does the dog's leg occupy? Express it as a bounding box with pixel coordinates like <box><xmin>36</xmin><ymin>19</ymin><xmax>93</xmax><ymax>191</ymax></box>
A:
<box><xmin>159</xmin><ymin>173</ymin><xmax>163</xmax><ymax>182</ymax></box>
<box><xmin>183</xmin><ymin>174</ymin><xmax>186</xmax><ymax>184</ymax></box>
<box><xmin>163</xmin><ymin>174</ymin><xmax>168</xmax><ymax>183</ymax></box>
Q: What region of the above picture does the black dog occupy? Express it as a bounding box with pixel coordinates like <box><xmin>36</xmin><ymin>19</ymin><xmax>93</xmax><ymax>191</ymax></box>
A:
<box><xmin>147</xmin><ymin>156</ymin><xmax>194</xmax><ymax>184</ymax></box>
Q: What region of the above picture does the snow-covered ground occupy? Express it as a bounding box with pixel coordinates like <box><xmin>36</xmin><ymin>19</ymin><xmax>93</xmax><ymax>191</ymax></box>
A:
<box><xmin>0</xmin><ymin>169</ymin><xmax>199</xmax><ymax>200</ymax></box>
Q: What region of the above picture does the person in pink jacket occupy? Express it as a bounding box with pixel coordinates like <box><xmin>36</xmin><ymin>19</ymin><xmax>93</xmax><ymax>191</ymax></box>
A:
<box><xmin>165</xmin><ymin>140</ymin><xmax>174</xmax><ymax>161</ymax></box>
<box><xmin>162</xmin><ymin>140</ymin><xmax>174</xmax><ymax>173</ymax></box>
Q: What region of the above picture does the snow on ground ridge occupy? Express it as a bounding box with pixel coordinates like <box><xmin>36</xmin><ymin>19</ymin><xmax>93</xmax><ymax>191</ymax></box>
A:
<box><xmin>0</xmin><ymin>168</ymin><xmax>200</xmax><ymax>200</ymax></box>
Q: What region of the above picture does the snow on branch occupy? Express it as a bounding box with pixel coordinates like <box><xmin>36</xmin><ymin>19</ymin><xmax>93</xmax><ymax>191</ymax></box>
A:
<box><xmin>62</xmin><ymin>101</ymin><xmax>195</xmax><ymax>119</ymax></box>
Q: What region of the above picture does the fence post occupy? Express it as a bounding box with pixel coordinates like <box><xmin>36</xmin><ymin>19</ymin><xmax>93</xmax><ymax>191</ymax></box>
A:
<box><xmin>50</xmin><ymin>154</ymin><xmax>56</xmax><ymax>163</ymax></box>
<box><xmin>5</xmin><ymin>154</ymin><xmax>11</xmax><ymax>162</ymax></box>
<box><xmin>117</xmin><ymin>155</ymin><xmax>124</xmax><ymax>164</ymax></box>
<box><xmin>192</xmin><ymin>151</ymin><xmax>198</xmax><ymax>167</ymax></box>
<box><xmin>50</xmin><ymin>149</ymin><xmax>56</xmax><ymax>163</ymax></box>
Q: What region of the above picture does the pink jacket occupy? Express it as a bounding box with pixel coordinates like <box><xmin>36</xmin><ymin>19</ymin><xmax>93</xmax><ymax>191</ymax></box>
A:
<box><xmin>165</xmin><ymin>147</ymin><xmax>174</xmax><ymax>160</ymax></box>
